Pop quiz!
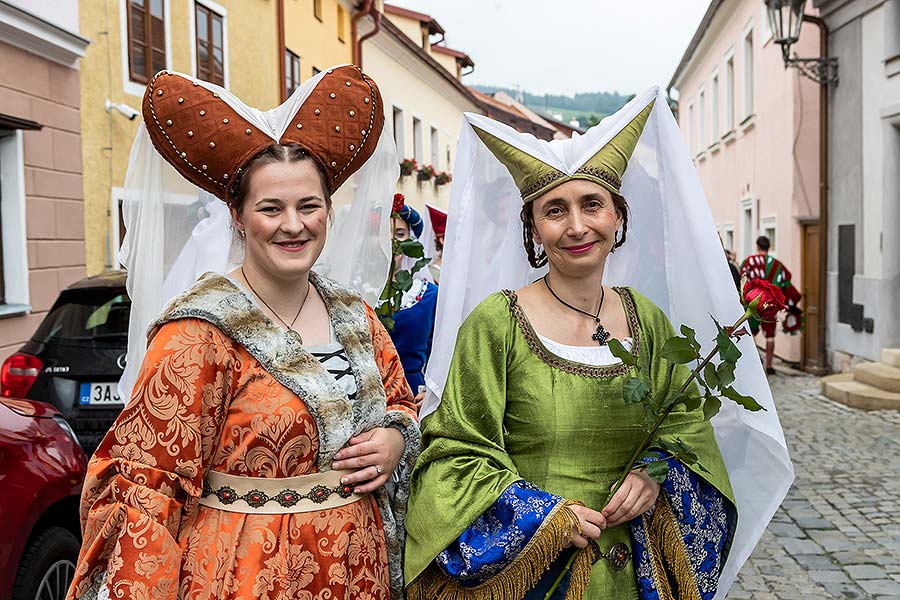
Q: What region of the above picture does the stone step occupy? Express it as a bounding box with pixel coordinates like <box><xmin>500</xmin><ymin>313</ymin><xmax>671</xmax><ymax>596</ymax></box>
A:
<box><xmin>882</xmin><ymin>348</ymin><xmax>900</xmax><ymax>368</ymax></box>
<box><xmin>852</xmin><ymin>361</ymin><xmax>900</xmax><ymax>393</ymax></box>
<box><xmin>822</xmin><ymin>373</ymin><xmax>900</xmax><ymax>411</ymax></box>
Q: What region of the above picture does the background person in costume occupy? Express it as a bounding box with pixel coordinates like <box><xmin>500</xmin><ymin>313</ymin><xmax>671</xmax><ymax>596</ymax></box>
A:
<box><xmin>739</xmin><ymin>236</ymin><xmax>803</xmax><ymax>375</ymax></box>
<box><xmin>387</xmin><ymin>198</ymin><xmax>439</xmax><ymax>404</ymax></box>
<box><xmin>405</xmin><ymin>101</ymin><xmax>735</xmax><ymax>600</ymax></box>
<box><xmin>422</xmin><ymin>204</ymin><xmax>448</xmax><ymax>283</ymax></box>
<box><xmin>409</xmin><ymin>89</ymin><xmax>793</xmax><ymax>599</ymax></box>
<box><xmin>67</xmin><ymin>67</ymin><xmax>419</xmax><ymax>600</ymax></box>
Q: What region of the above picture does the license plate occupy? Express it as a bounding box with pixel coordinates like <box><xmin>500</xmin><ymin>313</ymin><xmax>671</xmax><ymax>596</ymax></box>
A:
<box><xmin>79</xmin><ymin>382</ymin><xmax>122</xmax><ymax>406</ymax></box>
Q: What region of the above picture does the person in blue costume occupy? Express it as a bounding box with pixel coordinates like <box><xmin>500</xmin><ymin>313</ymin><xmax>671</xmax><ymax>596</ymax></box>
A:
<box><xmin>389</xmin><ymin>201</ymin><xmax>438</xmax><ymax>406</ymax></box>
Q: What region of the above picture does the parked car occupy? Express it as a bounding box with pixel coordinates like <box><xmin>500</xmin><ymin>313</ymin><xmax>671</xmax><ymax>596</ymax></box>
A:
<box><xmin>0</xmin><ymin>396</ymin><xmax>86</xmax><ymax>600</ymax></box>
<box><xmin>0</xmin><ymin>271</ymin><xmax>130</xmax><ymax>456</ymax></box>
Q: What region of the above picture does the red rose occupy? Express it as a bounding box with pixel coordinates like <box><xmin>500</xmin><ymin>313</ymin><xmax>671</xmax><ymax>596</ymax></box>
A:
<box><xmin>742</xmin><ymin>279</ymin><xmax>787</xmax><ymax>322</ymax></box>
<box><xmin>392</xmin><ymin>193</ymin><xmax>405</xmax><ymax>213</ymax></box>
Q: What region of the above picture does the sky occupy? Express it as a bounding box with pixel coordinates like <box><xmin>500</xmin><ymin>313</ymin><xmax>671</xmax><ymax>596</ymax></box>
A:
<box><xmin>391</xmin><ymin>0</ymin><xmax>713</xmax><ymax>97</ymax></box>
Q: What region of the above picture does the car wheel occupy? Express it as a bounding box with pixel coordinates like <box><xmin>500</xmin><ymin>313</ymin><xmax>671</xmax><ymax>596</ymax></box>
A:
<box><xmin>12</xmin><ymin>526</ymin><xmax>80</xmax><ymax>600</ymax></box>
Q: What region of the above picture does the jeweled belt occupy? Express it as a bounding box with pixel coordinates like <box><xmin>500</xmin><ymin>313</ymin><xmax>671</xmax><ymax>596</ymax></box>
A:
<box><xmin>199</xmin><ymin>469</ymin><xmax>367</xmax><ymax>514</ymax></box>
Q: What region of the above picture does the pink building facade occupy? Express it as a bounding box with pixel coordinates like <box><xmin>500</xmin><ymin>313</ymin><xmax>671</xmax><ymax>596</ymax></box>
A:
<box><xmin>0</xmin><ymin>1</ymin><xmax>89</xmax><ymax>360</ymax></box>
<box><xmin>669</xmin><ymin>0</ymin><xmax>822</xmax><ymax>366</ymax></box>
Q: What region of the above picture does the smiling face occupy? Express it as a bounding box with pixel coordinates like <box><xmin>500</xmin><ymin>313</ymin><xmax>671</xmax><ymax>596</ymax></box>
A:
<box><xmin>232</xmin><ymin>159</ymin><xmax>330</xmax><ymax>282</ymax></box>
<box><xmin>530</xmin><ymin>179</ymin><xmax>623</xmax><ymax>278</ymax></box>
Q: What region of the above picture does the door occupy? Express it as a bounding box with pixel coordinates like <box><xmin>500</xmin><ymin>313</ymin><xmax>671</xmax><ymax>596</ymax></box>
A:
<box><xmin>800</xmin><ymin>222</ymin><xmax>822</xmax><ymax>371</ymax></box>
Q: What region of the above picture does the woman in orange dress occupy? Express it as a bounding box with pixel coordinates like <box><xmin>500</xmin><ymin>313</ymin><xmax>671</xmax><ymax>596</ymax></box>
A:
<box><xmin>67</xmin><ymin>66</ymin><xmax>418</xmax><ymax>600</ymax></box>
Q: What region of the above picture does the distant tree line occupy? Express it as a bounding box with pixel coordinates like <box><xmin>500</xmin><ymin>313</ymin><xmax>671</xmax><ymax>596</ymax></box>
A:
<box><xmin>472</xmin><ymin>85</ymin><xmax>634</xmax><ymax>124</ymax></box>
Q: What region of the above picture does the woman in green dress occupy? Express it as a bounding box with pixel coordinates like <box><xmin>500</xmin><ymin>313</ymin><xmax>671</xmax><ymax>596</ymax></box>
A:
<box><xmin>404</xmin><ymin>89</ymin><xmax>793</xmax><ymax>599</ymax></box>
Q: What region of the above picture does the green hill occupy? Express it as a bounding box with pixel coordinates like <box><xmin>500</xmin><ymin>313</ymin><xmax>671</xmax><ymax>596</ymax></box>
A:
<box><xmin>473</xmin><ymin>85</ymin><xmax>634</xmax><ymax>128</ymax></box>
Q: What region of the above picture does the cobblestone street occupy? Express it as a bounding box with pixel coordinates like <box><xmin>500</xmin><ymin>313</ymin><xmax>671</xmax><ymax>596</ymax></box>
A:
<box><xmin>729</xmin><ymin>370</ymin><xmax>900</xmax><ymax>599</ymax></box>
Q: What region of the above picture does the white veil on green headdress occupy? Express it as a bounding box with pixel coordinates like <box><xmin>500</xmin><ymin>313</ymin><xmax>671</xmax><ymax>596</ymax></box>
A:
<box><xmin>421</xmin><ymin>86</ymin><xmax>793</xmax><ymax>597</ymax></box>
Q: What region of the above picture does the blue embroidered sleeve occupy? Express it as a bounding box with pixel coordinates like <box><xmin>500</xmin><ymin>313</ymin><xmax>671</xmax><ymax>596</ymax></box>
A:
<box><xmin>436</xmin><ymin>480</ymin><xmax>562</xmax><ymax>586</ymax></box>
<box><xmin>630</xmin><ymin>456</ymin><xmax>736</xmax><ymax>600</ymax></box>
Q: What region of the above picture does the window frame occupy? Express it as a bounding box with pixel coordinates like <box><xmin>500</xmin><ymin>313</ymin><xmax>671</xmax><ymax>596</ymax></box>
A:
<box><xmin>285</xmin><ymin>48</ymin><xmax>301</xmax><ymax>99</ymax></box>
<box><xmin>742</xmin><ymin>23</ymin><xmax>755</xmax><ymax>121</ymax></box>
<box><xmin>392</xmin><ymin>105</ymin><xmax>405</xmax><ymax>158</ymax></box>
<box><xmin>430</xmin><ymin>125</ymin><xmax>439</xmax><ymax>170</ymax></box>
<box><xmin>193</xmin><ymin>1</ymin><xmax>226</xmax><ymax>86</ymax></box>
<box><xmin>125</xmin><ymin>0</ymin><xmax>168</xmax><ymax>85</ymax></box>
<box><xmin>337</xmin><ymin>4</ymin><xmax>346</xmax><ymax>42</ymax></box>
<box><xmin>0</xmin><ymin>129</ymin><xmax>30</xmax><ymax>315</ymax></box>
<box><xmin>412</xmin><ymin>116</ymin><xmax>424</xmax><ymax>164</ymax></box>
<box><xmin>724</xmin><ymin>47</ymin><xmax>736</xmax><ymax>134</ymax></box>
<box><xmin>710</xmin><ymin>70</ymin><xmax>720</xmax><ymax>142</ymax></box>
<box><xmin>314</xmin><ymin>0</ymin><xmax>323</xmax><ymax>22</ymax></box>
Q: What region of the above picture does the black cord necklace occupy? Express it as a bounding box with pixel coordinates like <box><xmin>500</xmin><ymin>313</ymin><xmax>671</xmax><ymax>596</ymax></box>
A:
<box><xmin>241</xmin><ymin>266</ymin><xmax>309</xmax><ymax>338</ymax></box>
<box><xmin>542</xmin><ymin>274</ymin><xmax>611</xmax><ymax>346</ymax></box>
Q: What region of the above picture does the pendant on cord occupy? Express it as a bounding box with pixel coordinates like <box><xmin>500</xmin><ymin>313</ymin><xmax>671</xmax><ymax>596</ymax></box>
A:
<box><xmin>592</xmin><ymin>320</ymin><xmax>611</xmax><ymax>346</ymax></box>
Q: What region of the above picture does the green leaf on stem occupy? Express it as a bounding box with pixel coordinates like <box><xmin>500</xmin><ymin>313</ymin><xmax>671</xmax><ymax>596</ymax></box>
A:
<box><xmin>398</xmin><ymin>239</ymin><xmax>425</xmax><ymax>258</ymax></box>
<box><xmin>394</xmin><ymin>270</ymin><xmax>413</xmax><ymax>292</ymax></box>
<box><xmin>662</xmin><ymin>391</ymin><xmax>685</xmax><ymax>410</ymax></box>
<box><xmin>681</xmin><ymin>324</ymin><xmax>701</xmax><ymax>354</ymax></box>
<box><xmin>716</xmin><ymin>361</ymin><xmax>736</xmax><ymax>388</ymax></box>
<box><xmin>644</xmin><ymin>460</ymin><xmax>670</xmax><ymax>484</ymax></box>
<box><xmin>660</xmin><ymin>336</ymin><xmax>700</xmax><ymax>364</ymax></box>
<box><xmin>703</xmin><ymin>362</ymin><xmax>720</xmax><ymax>389</ymax></box>
<box><xmin>623</xmin><ymin>377</ymin><xmax>651</xmax><ymax>405</ymax></box>
<box><xmin>411</xmin><ymin>256</ymin><xmax>430</xmax><ymax>275</ymax></box>
<box><xmin>608</xmin><ymin>338</ymin><xmax>638</xmax><ymax>367</ymax></box>
<box><xmin>722</xmin><ymin>386</ymin><xmax>766</xmax><ymax>412</ymax></box>
<box><xmin>703</xmin><ymin>395</ymin><xmax>722</xmax><ymax>421</ymax></box>
<box><xmin>681</xmin><ymin>394</ymin><xmax>702</xmax><ymax>412</ymax></box>
<box><xmin>716</xmin><ymin>329</ymin><xmax>741</xmax><ymax>364</ymax></box>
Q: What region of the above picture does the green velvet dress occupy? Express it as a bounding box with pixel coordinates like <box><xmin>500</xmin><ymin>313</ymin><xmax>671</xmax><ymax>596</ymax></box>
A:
<box><xmin>405</xmin><ymin>287</ymin><xmax>735</xmax><ymax>600</ymax></box>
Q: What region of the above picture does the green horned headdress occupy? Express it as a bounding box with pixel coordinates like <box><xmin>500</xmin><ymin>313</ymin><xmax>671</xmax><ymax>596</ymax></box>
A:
<box><xmin>472</xmin><ymin>101</ymin><xmax>654</xmax><ymax>202</ymax></box>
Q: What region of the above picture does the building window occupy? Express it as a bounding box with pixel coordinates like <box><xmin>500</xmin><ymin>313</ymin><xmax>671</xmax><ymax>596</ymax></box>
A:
<box><xmin>699</xmin><ymin>88</ymin><xmax>706</xmax><ymax>149</ymax></box>
<box><xmin>761</xmin><ymin>217</ymin><xmax>776</xmax><ymax>257</ymax></box>
<box><xmin>430</xmin><ymin>126</ymin><xmax>439</xmax><ymax>169</ymax></box>
<box><xmin>743</xmin><ymin>29</ymin><xmax>754</xmax><ymax>119</ymax></box>
<box><xmin>392</xmin><ymin>106</ymin><xmax>405</xmax><ymax>157</ymax></box>
<box><xmin>285</xmin><ymin>49</ymin><xmax>300</xmax><ymax>98</ymax></box>
<box><xmin>195</xmin><ymin>3</ymin><xmax>224</xmax><ymax>85</ymax></box>
<box><xmin>413</xmin><ymin>117</ymin><xmax>423</xmax><ymax>163</ymax></box>
<box><xmin>711</xmin><ymin>73</ymin><xmax>719</xmax><ymax>140</ymax></box>
<box><xmin>725</xmin><ymin>54</ymin><xmax>735</xmax><ymax>132</ymax></box>
<box><xmin>312</xmin><ymin>66</ymin><xmax>321</xmax><ymax>76</ymax></box>
<box><xmin>723</xmin><ymin>225</ymin><xmax>735</xmax><ymax>252</ymax></box>
<box><xmin>0</xmin><ymin>129</ymin><xmax>29</xmax><ymax>311</ymax></box>
<box><xmin>337</xmin><ymin>4</ymin><xmax>346</xmax><ymax>42</ymax></box>
<box><xmin>687</xmin><ymin>101</ymin><xmax>695</xmax><ymax>154</ymax></box>
<box><xmin>127</xmin><ymin>0</ymin><xmax>167</xmax><ymax>83</ymax></box>
<box><xmin>314</xmin><ymin>0</ymin><xmax>323</xmax><ymax>22</ymax></box>
<box><xmin>741</xmin><ymin>197</ymin><xmax>756</xmax><ymax>259</ymax></box>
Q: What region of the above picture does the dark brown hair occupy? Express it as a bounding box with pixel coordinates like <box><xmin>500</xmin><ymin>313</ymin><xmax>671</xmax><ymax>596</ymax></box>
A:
<box><xmin>227</xmin><ymin>143</ymin><xmax>332</xmax><ymax>212</ymax></box>
<box><xmin>520</xmin><ymin>190</ymin><xmax>629</xmax><ymax>268</ymax></box>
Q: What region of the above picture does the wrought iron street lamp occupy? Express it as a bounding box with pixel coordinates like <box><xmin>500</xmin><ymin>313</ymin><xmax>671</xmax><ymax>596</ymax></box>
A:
<box><xmin>765</xmin><ymin>0</ymin><xmax>838</xmax><ymax>84</ymax></box>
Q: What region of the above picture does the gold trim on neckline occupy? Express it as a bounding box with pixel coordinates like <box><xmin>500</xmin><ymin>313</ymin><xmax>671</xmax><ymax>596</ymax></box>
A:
<box><xmin>502</xmin><ymin>286</ymin><xmax>641</xmax><ymax>378</ymax></box>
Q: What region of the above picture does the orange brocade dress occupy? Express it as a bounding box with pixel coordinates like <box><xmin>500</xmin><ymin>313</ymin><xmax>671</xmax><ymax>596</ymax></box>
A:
<box><xmin>66</xmin><ymin>276</ymin><xmax>417</xmax><ymax>600</ymax></box>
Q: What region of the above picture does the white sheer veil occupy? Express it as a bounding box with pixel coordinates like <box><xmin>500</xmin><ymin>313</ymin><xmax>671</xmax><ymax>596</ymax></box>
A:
<box><xmin>118</xmin><ymin>67</ymin><xmax>398</xmax><ymax>402</ymax></box>
<box><xmin>421</xmin><ymin>87</ymin><xmax>793</xmax><ymax>597</ymax></box>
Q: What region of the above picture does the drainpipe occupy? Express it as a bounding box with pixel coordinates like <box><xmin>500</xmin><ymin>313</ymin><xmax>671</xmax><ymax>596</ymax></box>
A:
<box><xmin>352</xmin><ymin>0</ymin><xmax>382</xmax><ymax>68</ymax></box>
<box><xmin>277</xmin><ymin>0</ymin><xmax>286</xmax><ymax>101</ymax></box>
<box><xmin>803</xmin><ymin>14</ymin><xmax>830</xmax><ymax>373</ymax></box>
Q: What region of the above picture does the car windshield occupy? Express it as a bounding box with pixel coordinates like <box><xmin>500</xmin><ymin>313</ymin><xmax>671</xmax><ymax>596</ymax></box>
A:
<box><xmin>32</xmin><ymin>289</ymin><xmax>130</xmax><ymax>347</ymax></box>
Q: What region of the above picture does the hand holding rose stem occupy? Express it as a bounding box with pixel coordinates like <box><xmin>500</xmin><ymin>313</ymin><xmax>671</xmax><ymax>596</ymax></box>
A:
<box><xmin>544</xmin><ymin>280</ymin><xmax>785</xmax><ymax>599</ymax></box>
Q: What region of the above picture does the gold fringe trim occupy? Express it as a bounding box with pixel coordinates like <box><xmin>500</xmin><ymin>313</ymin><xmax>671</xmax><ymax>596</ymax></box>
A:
<box><xmin>407</xmin><ymin>500</ymin><xmax>594</xmax><ymax>600</ymax></box>
<box><xmin>644</xmin><ymin>496</ymin><xmax>701</xmax><ymax>600</ymax></box>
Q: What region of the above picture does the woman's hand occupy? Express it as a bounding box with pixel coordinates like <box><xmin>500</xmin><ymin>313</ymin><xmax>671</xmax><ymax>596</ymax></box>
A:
<box><xmin>601</xmin><ymin>470</ymin><xmax>660</xmax><ymax>528</ymax></box>
<box><xmin>332</xmin><ymin>427</ymin><xmax>406</xmax><ymax>494</ymax></box>
<box><xmin>564</xmin><ymin>505</ymin><xmax>606</xmax><ymax>549</ymax></box>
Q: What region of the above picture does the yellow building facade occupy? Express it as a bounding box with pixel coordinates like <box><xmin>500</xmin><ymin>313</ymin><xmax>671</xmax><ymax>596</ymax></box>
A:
<box><xmin>79</xmin><ymin>0</ymin><xmax>280</xmax><ymax>274</ymax></box>
<box><xmin>282</xmin><ymin>0</ymin><xmax>353</xmax><ymax>89</ymax></box>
